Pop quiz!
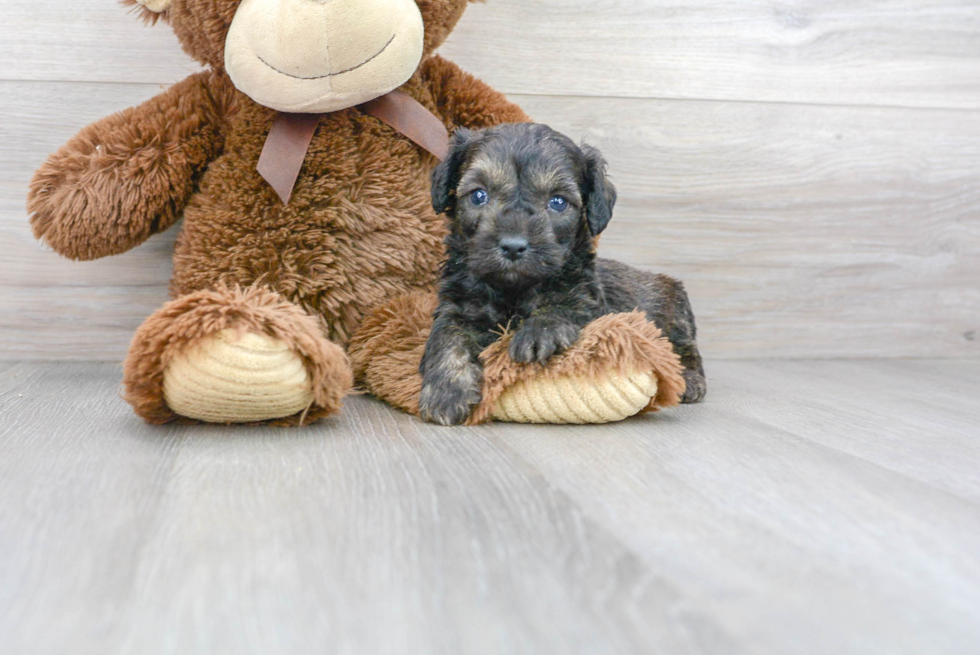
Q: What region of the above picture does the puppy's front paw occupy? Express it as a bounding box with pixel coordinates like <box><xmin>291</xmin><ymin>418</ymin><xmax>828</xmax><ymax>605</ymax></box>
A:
<box><xmin>681</xmin><ymin>368</ymin><xmax>707</xmax><ymax>404</ymax></box>
<box><xmin>418</xmin><ymin>368</ymin><xmax>483</xmax><ymax>426</ymax></box>
<box><xmin>509</xmin><ymin>317</ymin><xmax>580</xmax><ymax>365</ymax></box>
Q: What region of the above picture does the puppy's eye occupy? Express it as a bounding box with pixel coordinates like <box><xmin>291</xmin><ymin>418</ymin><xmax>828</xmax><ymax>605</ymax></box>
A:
<box><xmin>470</xmin><ymin>189</ymin><xmax>489</xmax><ymax>206</ymax></box>
<box><xmin>548</xmin><ymin>196</ymin><xmax>568</xmax><ymax>212</ymax></box>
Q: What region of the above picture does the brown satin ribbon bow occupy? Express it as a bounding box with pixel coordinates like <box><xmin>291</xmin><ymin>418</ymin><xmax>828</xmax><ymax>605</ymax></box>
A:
<box><xmin>257</xmin><ymin>90</ymin><xmax>450</xmax><ymax>205</ymax></box>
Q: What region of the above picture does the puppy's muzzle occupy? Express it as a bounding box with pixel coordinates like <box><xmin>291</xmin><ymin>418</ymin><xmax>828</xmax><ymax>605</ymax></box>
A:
<box><xmin>498</xmin><ymin>236</ymin><xmax>529</xmax><ymax>261</ymax></box>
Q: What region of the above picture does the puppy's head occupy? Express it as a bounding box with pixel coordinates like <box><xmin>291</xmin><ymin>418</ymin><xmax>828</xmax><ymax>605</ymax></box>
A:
<box><xmin>431</xmin><ymin>123</ymin><xmax>617</xmax><ymax>289</ymax></box>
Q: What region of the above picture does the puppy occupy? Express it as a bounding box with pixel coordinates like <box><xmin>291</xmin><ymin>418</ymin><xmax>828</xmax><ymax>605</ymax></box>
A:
<box><xmin>418</xmin><ymin>123</ymin><xmax>705</xmax><ymax>425</ymax></box>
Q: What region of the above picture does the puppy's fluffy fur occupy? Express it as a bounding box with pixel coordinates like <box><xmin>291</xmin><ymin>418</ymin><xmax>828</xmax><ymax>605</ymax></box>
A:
<box><xmin>419</xmin><ymin>123</ymin><xmax>705</xmax><ymax>425</ymax></box>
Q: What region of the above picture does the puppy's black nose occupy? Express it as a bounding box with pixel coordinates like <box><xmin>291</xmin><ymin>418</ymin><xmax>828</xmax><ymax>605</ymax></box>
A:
<box><xmin>499</xmin><ymin>236</ymin><xmax>529</xmax><ymax>261</ymax></box>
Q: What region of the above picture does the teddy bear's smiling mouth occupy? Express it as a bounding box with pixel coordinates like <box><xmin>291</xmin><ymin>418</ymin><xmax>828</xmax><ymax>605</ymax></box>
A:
<box><xmin>256</xmin><ymin>34</ymin><xmax>396</xmax><ymax>80</ymax></box>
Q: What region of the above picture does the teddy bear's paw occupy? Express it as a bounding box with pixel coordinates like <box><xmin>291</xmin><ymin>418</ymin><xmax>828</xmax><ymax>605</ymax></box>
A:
<box><xmin>491</xmin><ymin>368</ymin><xmax>658</xmax><ymax>425</ymax></box>
<box><xmin>124</xmin><ymin>285</ymin><xmax>353</xmax><ymax>425</ymax></box>
<box><xmin>163</xmin><ymin>329</ymin><xmax>316</xmax><ymax>424</ymax></box>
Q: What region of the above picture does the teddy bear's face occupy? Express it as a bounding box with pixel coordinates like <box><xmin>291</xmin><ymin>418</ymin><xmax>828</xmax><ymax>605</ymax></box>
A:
<box><xmin>131</xmin><ymin>0</ymin><xmax>470</xmax><ymax>112</ymax></box>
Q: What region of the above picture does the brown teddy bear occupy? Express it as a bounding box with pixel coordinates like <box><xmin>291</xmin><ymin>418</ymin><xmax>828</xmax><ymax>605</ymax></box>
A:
<box><xmin>27</xmin><ymin>0</ymin><xmax>685</xmax><ymax>425</ymax></box>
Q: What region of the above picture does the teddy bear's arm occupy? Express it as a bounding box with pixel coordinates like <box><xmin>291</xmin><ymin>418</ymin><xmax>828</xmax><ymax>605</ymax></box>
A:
<box><xmin>27</xmin><ymin>71</ymin><xmax>228</xmax><ymax>261</ymax></box>
<box><xmin>423</xmin><ymin>55</ymin><xmax>530</xmax><ymax>129</ymax></box>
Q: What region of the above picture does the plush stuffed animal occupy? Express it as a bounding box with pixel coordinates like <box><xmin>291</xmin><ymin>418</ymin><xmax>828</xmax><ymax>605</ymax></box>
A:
<box><xmin>27</xmin><ymin>0</ymin><xmax>683</xmax><ymax>425</ymax></box>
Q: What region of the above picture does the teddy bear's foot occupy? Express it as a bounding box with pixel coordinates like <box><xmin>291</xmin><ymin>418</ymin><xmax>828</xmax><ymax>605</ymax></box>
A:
<box><xmin>349</xmin><ymin>291</ymin><xmax>688</xmax><ymax>425</ymax></box>
<box><xmin>470</xmin><ymin>311</ymin><xmax>687</xmax><ymax>425</ymax></box>
<box><xmin>162</xmin><ymin>329</ymin><xmax>315</xmax><ymax>423</ymax></box>
<box><xmin>123</xmin><ymin>284</ymin><xmax>353</xmax><ymax>426</ymax></box>
<box><xmin>490</xmin><ymin>369</ymin><xmax>659</xmax><ymax>424</ymax></box>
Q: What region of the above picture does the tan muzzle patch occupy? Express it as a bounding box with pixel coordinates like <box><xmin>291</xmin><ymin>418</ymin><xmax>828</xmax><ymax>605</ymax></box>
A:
<box><xmin>224</xmin><ymin>0</ymin><xmax>424</xmax><ymax>113</ymax></box>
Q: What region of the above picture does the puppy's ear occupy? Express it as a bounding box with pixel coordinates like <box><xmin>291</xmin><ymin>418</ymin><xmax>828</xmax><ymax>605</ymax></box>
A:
<box><xmin>581</xmin><ymin>144</ymin><xmax>617</xmax><ymax>236</ymax></box>
<box><xmin>431</xmin><ymin>128</ymin><xmax>479</xmax><ymax>217</ymax></box>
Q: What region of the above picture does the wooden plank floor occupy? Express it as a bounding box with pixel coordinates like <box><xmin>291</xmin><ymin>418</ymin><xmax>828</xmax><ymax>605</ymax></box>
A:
<box><xmin>1</xmin><ymin>360</ymin><xmax>978</xmax><ymax>654</ymax></box>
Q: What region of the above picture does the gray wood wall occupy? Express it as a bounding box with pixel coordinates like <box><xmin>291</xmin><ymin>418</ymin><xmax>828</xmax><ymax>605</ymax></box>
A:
<box><xmin>2</xmin><ymin>0</ymin><xmax>978</xmax><ymax>361</ymax></box>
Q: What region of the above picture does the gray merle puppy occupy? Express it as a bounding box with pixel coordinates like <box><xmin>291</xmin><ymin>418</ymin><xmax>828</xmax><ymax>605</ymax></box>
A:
<box><xmin>418</xmin><ymin>123</ymin><xmax>705</xmax><ymax>426</ymax></box>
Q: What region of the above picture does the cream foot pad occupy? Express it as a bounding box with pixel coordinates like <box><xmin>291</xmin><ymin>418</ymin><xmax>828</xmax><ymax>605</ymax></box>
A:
<box><xmin>491</xmin><ymin>369</ymin><xmax>658</xmax><ymax>424</ymax></box>
<box><xmin>163</xmin><ymin>329</ymin><xmax>314</xmax><ymax>423</ymax></box>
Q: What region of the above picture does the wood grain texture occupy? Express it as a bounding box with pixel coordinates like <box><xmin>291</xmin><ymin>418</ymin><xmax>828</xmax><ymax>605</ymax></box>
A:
<box><xmin>1</xmin><ymin>0</ymin><xmax>202</xmax><ymax>85</ymax></box>
<box><xmin>443</xmin><ymin>0</ymin><xmax>980</xmax><ymax>109</ymax></box>
<box><xmin>0</xmin><ymin>363</ymin><xmax>186</xmax><ymax>655</ymax></box>
<box><xmin>704</xmin><ymin>359</ymin><xmax>980</xmax><ymax>502</ymax></box>
<box><xmin>0</xmin><ymin>286</ymin><xmax>170</xmax><ymax>360</ymax></box>
<box><xmin>4</xmin><ymin>0</ymin><xmax>980</xmax><ymax>109</ymax></box>
<box><xmin>1</xmin><ymin>360</ymin><xmax>978</xmax><ymax>654</ymax></box>
<box><xmin>3</xmin><ymin>81</ymin><xmax>978</xmax><ymax>360</ymax></box>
